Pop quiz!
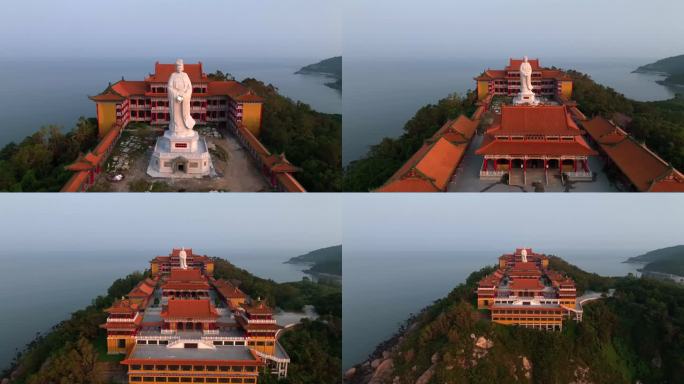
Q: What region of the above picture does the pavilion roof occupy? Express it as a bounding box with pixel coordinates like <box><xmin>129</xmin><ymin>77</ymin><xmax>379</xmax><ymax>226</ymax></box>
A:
<box><xmin>128</xmin><ymin>279</ymin><xmax>156</xmax><ymax>297</ymax></box>
<box><xmin>168</xmin><ymin>268</ymin><xmax>205</xmax><ymax>282</ymax></box>
<box><xmin>88</xmin><ymin>83</ymin><xmax>125</xmax><ymax>102</ymax></box>
<box><xmin>112</xmin><ymin>80</ymin><xmax>147</xmax><ymax>96</ymax></box>
<box><xmin>491</xmin><ymin>105</ymin><xmax>581</xmax><ymax>136</ymax></box>
<box><xmin>146</xmin><ymin>62</ymin><xmax>208</xmax><ymax>83</ymax></box>
<box><xmin>476</xmin><ymin>136</ymin><xmax>597</xmax><ymax>156</ymax></box>
<box><xmin>583</xmin><ymin>116</ymin><xmax>684</xmax><ymax>192</ymax></box>
<box><xmin>509</xmin><ymin>278</ymin><xmax>543</xmax><ymax>290</ymax></box>
<box><xmin>162</xmin><ymin>299</ymin><xmax>218</xmax><ymax>319</ymax></box>
<box><xmin>105</xmin><ymin>299</ymin><xmax>140</xmax><ymax>314</ymax></box>
<box><xmin>244</xmin><ymin>300</ymin><xmax>273</xmax><ymax>315</ymax></box>
<box><xmin>60</xmin><ymin>171</ymin><xmax>90</xmax><ymax>192</ymax></box>
<box><xmin>506</xmin><ymin>58</ymin><xmax>541</xmax><ymax>71</ymax></box>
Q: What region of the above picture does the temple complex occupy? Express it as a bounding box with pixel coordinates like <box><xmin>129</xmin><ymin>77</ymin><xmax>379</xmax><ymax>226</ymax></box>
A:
<box><xmin>102</xmin><ymin>248</ymin><xmax>290</xmax><ymax>383</ymax></box>
<box><xmin>477</xmin><ymin>248</ymin><xmax>580</xmax><ymax>330</ymax></box>
<box><xmin>62</xmin><ymin>61</ymin><xmax>305</xmax><ymax>192</ymax></box>
<box><xmin>377</xmin><ymin>56</ymin><xmax>683</xmax><ymax>192</ymax></box>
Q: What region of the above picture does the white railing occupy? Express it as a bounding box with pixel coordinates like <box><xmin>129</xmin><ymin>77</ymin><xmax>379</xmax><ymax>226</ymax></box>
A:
<box><xmin>565</xmin><ymin>171</ymin><xmax>592</xmax><ymax>179</ymax></box>
<box><xmin>480</xmin><ymin>170</ymin><xmax>506</xmax><ymax>177</ymax></box>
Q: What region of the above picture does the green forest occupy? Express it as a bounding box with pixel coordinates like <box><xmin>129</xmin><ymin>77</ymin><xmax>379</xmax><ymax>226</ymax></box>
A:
<box><xmin>285</xmin><ymin>245</ymin><xmax>342</xmax><ymax>276</ymax></box>
<box><xmin>2</xmin><ymin>257</ymin><xmax>341</xmax><ymax>384</ymax></box>
<box><xmin>344</xmin><ymin>70</ymin><xmax>684</xmax><ymax>191</ymax></box>
<box><xmin>352</xmin><ymin>259</ymin><xmax>684</xmax><ymax>384</ymax></box>
<box><xmin>0</xmin><ymin>117</ymin><xmax>99</xmax><ymax>192</ymax></box>
<box><xmin>343</xmin><ymin>92</ymin><xmax>478</xmax><ymax>191</ymax></box>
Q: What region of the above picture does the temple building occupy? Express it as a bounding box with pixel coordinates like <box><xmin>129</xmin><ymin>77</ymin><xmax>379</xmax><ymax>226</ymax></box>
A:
<box><xmin>475</xmin><ymin>58</ymin><xmax>573</xmax><ymax>101</ymax></box>
<box><xmin>477</xmin><ymin>248</ymin><xmax>580</xmax><ymax>331</ymax></box>
<box><xmin>150</xmin><ymin>248</ymin><xmax>215</xmax><ymax>277</ymax></box>
<box><xmin>103</xmin><ymin>248</ymin><xmax>290</xmax><ymax>383</ymax></box>
<box><xmin>476</xmin><ymin>104</ymin><xmax>597</xmax><ymax>185</ymax></box>
<box><xmin>89</xmin><ymin>61</ymin><xmax>263</xmax><ymax>138</ymax></box>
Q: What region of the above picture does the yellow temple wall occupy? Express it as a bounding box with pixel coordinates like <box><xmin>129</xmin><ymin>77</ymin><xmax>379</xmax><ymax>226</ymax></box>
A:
<box><xmin>150</xmin><ymin>263</ymin><xmax>159</xmax><ymax>276</ymax></box>
<box><xmin>241</xmin><ymin>103</ymin><xmax>263</xmax><ymax>137</ymax></box>
<box><xmin>107</xmin><ymin>336</ymin><xmax>135</xmax><ymax>354</ymax></box>
<box><xmin>248</xmin><ymin>337</ymin><xmax>276</xmax><ymax>355</ymax></box>
<box><xmin>560</xmin><ymin>81</ymin><xmax>573</xmax><ymax>99</ymax></box>
<box><xmin>205</xmin><ymin>262</ymin><xmax>214</xmax><ymax>275</ymax></box>
<box><xmin>97</xmin><ymin>102</ymin><xmax>118</xmax><ymax>137</ymax></box>
<box><xmin>477</xmin><ymin>81</ymin><xmax>490</xmax><ymax>101</ymax></box>
<box><xmin>477</xmin><ymin>297</ymin><xmax>491</xmax><ymax>309</ymax></box>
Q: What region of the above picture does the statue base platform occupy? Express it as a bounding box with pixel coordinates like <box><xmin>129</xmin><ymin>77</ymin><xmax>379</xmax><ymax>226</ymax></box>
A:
<box><xmin>147</xmin><ymin>130</ymin><xmax>214</xmax><ymax>178</ymax></box>
<box><xmin>513</xmin><ymin>92</ymin><xmax>539</xmax><ymax>106</ymax></box>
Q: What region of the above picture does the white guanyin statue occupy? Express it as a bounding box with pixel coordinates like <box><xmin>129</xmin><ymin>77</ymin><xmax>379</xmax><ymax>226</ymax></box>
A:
<box><xmin>179</xmin><ymin>247</ymin><xmax>188</xmax><ymax>269</ymax></box>
<box><xmin>168</xmin><ymin>59</ymin><xmax>196</xmax><ymax>137</ymax></box>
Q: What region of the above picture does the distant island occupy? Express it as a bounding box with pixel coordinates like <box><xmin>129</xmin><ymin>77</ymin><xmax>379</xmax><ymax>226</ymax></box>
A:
<box><xmin>634</xmin><ymin>54</ymin><xmax>684</xmax><ymax>87</ymax></box>
<box><xmin>296</xmin><ymin>56</ymin><xmax>342</xmax><ymax>91</ymax></box>
<box><xmin>345</xmin><ymin>251</ymin><xmax>684</xmax><ymax>384</ymax></box>
<box><xmin>625</xmin><ymin>244</ymin><xmax>684</xmax><ymax>278</ymax></box>
<box><xmin>286</xmin><ymin>244</ymin><xmax>342</xmax><ymax>278</ymax></box>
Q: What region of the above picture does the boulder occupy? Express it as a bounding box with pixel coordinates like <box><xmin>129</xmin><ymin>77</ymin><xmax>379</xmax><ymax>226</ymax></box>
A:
<box><xmin>371</xmin><ymin>358</ymin><xmax>383</xmax><ymax>369</ymax></box>
<box><xmin>415</xmin><ymin>365</ymin><xmax>436</xmax><ymax>384</ymax></box>
<box><xmin>369</xmin><ymin>359</ymin><xmax>394</xmax><ymax>384</ymax></box>
<box><xmin>475</xmin><ymin>336</ymin><xmax>494</xmax><ymax>349</ymax></box>
<box><xmin>431</xmin><ymin>352</ymin><xmax>440</xmax><ymax>364</ymax></box>
<box><xmin>344</xmin><ymin>367</ymin><xmax>357</xmax><ymax>379</ymax></box>
<box><xmin>383</xmin><ymin>351</ymin><xmax>391</xmax><ymax>359</ymax></box>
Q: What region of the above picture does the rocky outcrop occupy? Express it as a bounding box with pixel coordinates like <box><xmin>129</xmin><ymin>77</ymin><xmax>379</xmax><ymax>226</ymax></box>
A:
<box><xmin>414</xmin><ymin>364</ymin><xmax>436</xmax><ymax>384</ymax></box>
<box><xmin>521</xmin><ymin>356</ymin><xmax>532</xmax><ymax>380</ymax></box>
<box><xmin>369</xmin><ymin>359</ymin><xmax>394</xmax><ymax>384</ymax></box>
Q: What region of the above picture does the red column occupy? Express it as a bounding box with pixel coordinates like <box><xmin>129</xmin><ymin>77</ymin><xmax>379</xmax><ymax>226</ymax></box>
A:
<box><xmin>493</xmin><ymin>159</ymin><xmax>498</xmax><ymax>171</ymax></box>
<box><xmin>573</xmin><ymin>159</ymin><xmax>577</xmax><ymax>172</ymax></box>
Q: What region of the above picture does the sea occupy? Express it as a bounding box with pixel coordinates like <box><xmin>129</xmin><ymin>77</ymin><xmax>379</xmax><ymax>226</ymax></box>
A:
<box><xmin>342</xmin><ymin>248</ymin><xmax>645</xmax><ymax>370</ymax></box>
<box><xmin>0</xmin><ymin>57</ymin><xmax>341</xmax><ymax>147</ymax></box>
<box><xmin>343</xmin><ymin>57</ymin><xmax>680</xmax><ymax>164</ymax></box>
<box><xmin>0</xmin><ymin>248</ymin><xmax>312</xmax><ymax>372</ymax></box>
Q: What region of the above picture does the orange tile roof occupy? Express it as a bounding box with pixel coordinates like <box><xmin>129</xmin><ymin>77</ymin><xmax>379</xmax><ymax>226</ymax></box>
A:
<box><xmin>128</xmin><ymin>280</ymin><xmax>155</xmax><ymax>297</ymax></box>
<box><xmin>233</xmin><ymin>92</ymin><xmax>264</xmax><ymax>103</ymax></box>
<box><xmin>105</xmin><ymin>299</ymin><xmax>139</xmax><ymax>314</ymax></box>
<box><xmin>162</xmin><ymin>299</ymin><xmax>218</xmax><ymax>319</ymax></box>
<box><xmin>244</xmin><ymin>301</ymin><xmax>273</xmax><ymax>315</ymax></box>
<box><xmin>506</xmin><ymin>58</ymin><xmax>541</xmax><ymax>71</ymax></box>
<box><xmin>377</xmin><ymin>115</ymin><xmax>477</xmax><ymax>192</ymax></box>
<box><xmin>476</xmin><ymin>137</ymin><xmax>597</xmax><ymax>156</ymax></box>
<box><xmin>583</xmin><ymin>116</ymin><xmax>684</xmax><ymax>192</ymax></box>
<box><xmin>146</xmin><ymin>62</ymin><xmax>208</xmax><ymax>83</ymax></box>
<box><xmin>207</xmin><ymin>81</ymin><xmax>250</xmax><ymax>98</ymax></box>
<box><xmin>275</xmin><ymin>173</ymin><xmax>307</xmax><ymax>192</ymax></box>
<box><xmin>112</xmin><ymin>80</ymin><xmax>147</xmax><ymax>96</ymax></box>
<box><xmin>211</xmin><ymin>279</ymin><xmax>247</xmax><ymax>299</ymax></box>
<box><xmin>492</xmin><ymin>105</ymin><xmax>581</xmax><ymax>136</ymax></box>
<box><xmin>60</xmin><ymin>171</ymin><xmax>89</xmax><ymax>192</ymax></box>
<box><xmin>89</xmin><ymin>83</ymin><xmax>125</xmax><ymax>102</ymax></box>
<box><xmin>168</xmin><ymin>268</ymin><xmax>205</xmax><ymax>282</ymax></box>
<box><xmin>509</xmin><ymin>278</ymin><xmax>543</xmax><ymax>290</ymax></box>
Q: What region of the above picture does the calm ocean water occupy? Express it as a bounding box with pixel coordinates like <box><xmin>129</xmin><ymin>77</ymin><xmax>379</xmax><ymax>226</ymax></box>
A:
<box><xmin>0</xmin><ymin>57</ymin><xmax>341</xmax><ymax>147</ymax></box>
<box><xmin>342</xmin><ymin>248</ymin><xmax>645</xmax><ymax>369</ymax></box>
<box><xmin>343</xmin><ymin>57</ymin><xmax>679</xmax><ymax>164</ymax></box>
<box><xmin>0</xmin><ymin>248</ymin><xmax>311</xmax><ymax>371</ymax></box>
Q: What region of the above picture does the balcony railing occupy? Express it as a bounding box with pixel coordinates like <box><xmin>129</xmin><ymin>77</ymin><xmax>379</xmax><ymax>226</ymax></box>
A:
<box><xmin>480</xmin><ymin>170</ymin><xmax>507</xmax><ymax>177</ymax></box>
<box><xmin>565</xmin><ymin>171</ymin><xmax>592</xmax><ymax>179</ymax></box>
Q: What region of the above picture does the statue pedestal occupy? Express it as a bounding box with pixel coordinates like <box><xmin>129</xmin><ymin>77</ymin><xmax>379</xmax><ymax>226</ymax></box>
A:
<box><xmin>513</xmin><ymin>91</ymin><xmax>539</xmax><ymax>106</ymax></box>
<box><xmin>147</xmin><ymin>130</ymin><xmax>213</xmax><ymax>178</ymax></box>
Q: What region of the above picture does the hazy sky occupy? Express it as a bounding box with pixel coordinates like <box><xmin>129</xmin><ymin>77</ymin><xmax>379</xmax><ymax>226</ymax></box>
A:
<box><xmin>0</xmin><ymin>194</ymin><xmax>341</xmax><ymax>254</ymax></box>
<box><xmin>344</xmin><ymin>194</ymin><xmax>684</xmax><ymax>255</ymax></box>
<box><xmin>0</xmin><ymin>0</ymin><xmax>341</xmax><ymax>59</ymax></box>
<box><xmin>344</xmin><ymin>0</ymin><xmax>684</xmax><ymax>60</ymax></box>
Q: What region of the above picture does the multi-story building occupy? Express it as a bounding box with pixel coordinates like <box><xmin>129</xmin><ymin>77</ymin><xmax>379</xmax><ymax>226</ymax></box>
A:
<box><xmin>89</xmin><ymin>61</ymin><xmax>264</xmax><ymax>138</ymax></box>
<box><xmin>477</xmin><ymin>248</ymin><xmax>579</xmax><ymax>331</ymax></box>
<box><xmin>102</xmin><ymin>249</ymin><xmax>290</xmax><ymax>383</ymax></box>
<box><xmin>474</xmin><ymin>58</ymin><xmax>573</xmax><ymax>101</ymax></box>
<box><xmin>150</xmin><ymin>248</ymin><xmax>215</xmax><ymax>277</ymax></box>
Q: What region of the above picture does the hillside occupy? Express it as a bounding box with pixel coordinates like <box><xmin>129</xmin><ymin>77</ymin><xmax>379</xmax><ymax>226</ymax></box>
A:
<box><xmin>2</xmin><ymin>257</ymin><xmax>342</xmax><ymax>384</ymax></box>
<box><xmin>346</xmin><ymin>258</ymin><xmax>684</xmax><ymax>384</ymax></box>
<box><xmin>625</xmin><ymin>245</ymin><xmax>684</xmax><ymax>276</ymax></box>
<box><xmin>634</xmin><ymin>54</ymin><xmax>684</xmax><ymax>85</ymax></box>
<box><xmin>295</xmin><ymin>57</ymin><xmax>342</xmax><ymax>90</ymax></box>
<box><xmin>286</xmin><ymin>245</ymin><xmax>342</xmax><ymax>277</ymax></box>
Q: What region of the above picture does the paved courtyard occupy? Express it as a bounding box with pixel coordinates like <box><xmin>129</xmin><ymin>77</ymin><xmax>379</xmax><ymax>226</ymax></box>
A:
<box><xmin>448</xmin><ymin>134</ymin><xmax>619</xmax><ymax>192</ymax></box>
<box><xmin>92</xmin><ymin>125</ymin><xmax>270</xmax><ymax>192</ymax></box>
